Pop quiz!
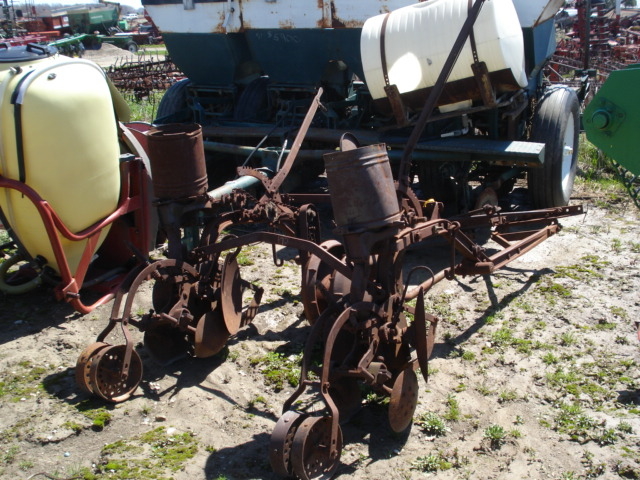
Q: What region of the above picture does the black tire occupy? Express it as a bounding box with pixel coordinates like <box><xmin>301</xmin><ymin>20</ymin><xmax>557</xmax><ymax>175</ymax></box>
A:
<box><xmin>125</xmin><ymin>41</ymin><xmax>138</xmax><ymax>53</ymax></box>
<box><xmin>528</xmin><ymin>85</ymin><xmax>579</xmax><ymax>208</ymax></box>
<box><xmin>155</xmin><ymin>78</ymin><xmax>193</xmax><ymax>124</ymax></box>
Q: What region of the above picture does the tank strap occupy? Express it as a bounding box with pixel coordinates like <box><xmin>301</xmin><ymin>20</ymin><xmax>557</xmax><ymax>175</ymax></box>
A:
<box><xmin>10</xmin><ymin>69</ymin><xmax>35</xmax><ymax>184</ymax></box>
<box><xmin>468</xmin><ymin>0</ymin><xmax>480</xmax><ymax>64</ymax></box>
<box><xmin>379</xmin><ymin>12</ymin><xmax>392</xmax><ymax>87</ymax></box>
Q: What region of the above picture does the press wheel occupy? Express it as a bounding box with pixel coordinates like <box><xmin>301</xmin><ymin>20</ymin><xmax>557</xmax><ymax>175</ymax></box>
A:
<box><xmin>291</xmin><ymin>416</ymin><xmax>342</xmax><ymax>480</ymax></box>
<box><xmin>75</xmin><ymin>342</ymin><xmax>110</xmax><ymax>394</ymax></box>
<box><xmin>269</xmin><ymin>411</ymin><xmax>307</xmax><ymax>476</ymax></box>
<box><xmin>88</xmin><ymin>344</ymin><xmax>143</xmax><ymax>403</ymax></box>
<box><xmin>194</xmin><ymin>310</ymin><xmax>230</xmax><ymax>358</ymax></box>
<box><xmin>388</xmin><ymin>368</ymin><xmax>419</xmax><ymax>433</ymax></box>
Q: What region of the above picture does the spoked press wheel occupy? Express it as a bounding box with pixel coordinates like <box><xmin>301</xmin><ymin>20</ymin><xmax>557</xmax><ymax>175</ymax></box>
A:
<box><xmin>528</xmin><ymin>85</ymin><xmax>580</xmax><ymax>208</ymax></box>
<box><xmin>89</xmin><ymin>345</ymin><xmax>143</xmax><ymax>403</ymax></box>
<box><xmin>291</xmin><ymin>416</ymin><xmax>342</xmax><ymax>480</ymax></box>
<box><xmin>75</xmin><ymin>342</ymin><xmax>110</xmax><ymax>394</ymax></box>
<box><xmin>270</xmin><ymin>410</ymin><xmax>308</xmax><ymax>476</ymax></box>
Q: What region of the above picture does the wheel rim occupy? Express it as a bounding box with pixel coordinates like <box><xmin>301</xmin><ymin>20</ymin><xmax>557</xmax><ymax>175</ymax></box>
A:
<box><xmin>561</xmin><ymin>115</ymin><xmax>576</xmax><ymax>194</ymax></box>
<box><xmin>89</xmin><ymin>345</ymin><xmax>143</xmax><ymax>403</ymax></box>
<box><xmin>291</xmin><ymin>416</ymin><xmax>342</xmax><ymax>480</ymax></box>
<box><xmin>269</xmin><ymin>411</ymin><xmax>307</xmax><ymax>476</ymax></box>
<box><xmin>75</xmin><ymin>342</ymin><xmax>110</xmax><ymax>394</ymax></box>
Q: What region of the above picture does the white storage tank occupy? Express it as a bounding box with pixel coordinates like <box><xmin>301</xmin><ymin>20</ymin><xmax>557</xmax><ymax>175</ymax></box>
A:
<box><xmin>360</xmin><ymin>0</ymin><xmax>528</xmax><ymax>112</ymax></box>
<box><xmin>0</xmin><ymin>46</ymin><xmax>122</xmax><ymax>275</ymax></box>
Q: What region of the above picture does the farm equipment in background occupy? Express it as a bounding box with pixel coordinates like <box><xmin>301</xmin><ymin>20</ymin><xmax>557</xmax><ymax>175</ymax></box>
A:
<box><xmin>145</xmin><ymin>0</ymin><xmax>578</xmax><ymax>214</ymax></box>
<box><xmin>1</xmin><ymin>0</ymin><xmax>592</xmax><ymax>478</ymax></box>
<box><xmin>551</xmin><ymin>0</ymin><xmax>640</xmax><ymax>73</ymax></box>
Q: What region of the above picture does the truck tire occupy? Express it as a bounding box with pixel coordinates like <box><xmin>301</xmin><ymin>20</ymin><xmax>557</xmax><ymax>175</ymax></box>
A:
<box><xmin>528</xmin><ymin>85</ymin><xmax>579</xmax><ymax>208</ymax></box>
<box><xmin>155</xmin><ymin>78</ymin><xmax>192</xmax><ymax>124</ymax></box>
<box><xmin>126</xmin><ymin>41</ymin><xmax>138</xmax><ymax>53</ymax></box>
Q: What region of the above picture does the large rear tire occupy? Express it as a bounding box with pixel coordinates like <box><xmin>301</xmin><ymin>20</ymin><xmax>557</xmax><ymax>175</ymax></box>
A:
<box><xmin>155</xmin><ymin>78</ymin><xmax>193</xmax><ymax>124</ymax></box>
<box><xmin>528</xmin><ymin>86</ymin><xmax>579</xmax><ymax>208</ymax></box>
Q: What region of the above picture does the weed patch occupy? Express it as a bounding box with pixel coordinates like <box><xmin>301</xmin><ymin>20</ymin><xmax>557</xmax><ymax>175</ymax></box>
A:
<box><xmin>94</xmin><ymin>426</ymin><xmax>198</xmax><ymax>479</ymax></box>
<box><xmin>249</xmin><ymin>351</ymin><xmax>301</xmax><ymax>390</ymax></box>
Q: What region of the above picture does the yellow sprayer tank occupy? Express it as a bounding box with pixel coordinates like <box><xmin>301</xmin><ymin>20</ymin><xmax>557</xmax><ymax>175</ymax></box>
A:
<box><xmin>0</xmin><ymin>45</ymin><xmax>121</xmax><ymax>275</ymax></box>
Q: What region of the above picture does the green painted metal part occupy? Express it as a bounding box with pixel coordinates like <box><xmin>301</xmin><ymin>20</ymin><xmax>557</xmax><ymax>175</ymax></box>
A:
<box><xmin>584</xmin><ymin>65</ymin><xmax>640</xmax><ymax>209</ymax></box>
<box><xmin>583</xmin><ymin>64</ymin><xmax>640</xmax><ymax>177</ymax></box>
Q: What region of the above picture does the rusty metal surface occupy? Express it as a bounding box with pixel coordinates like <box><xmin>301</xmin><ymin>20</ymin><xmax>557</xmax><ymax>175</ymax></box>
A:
<box><xmin>388</xmin><ymin>368</ymin><xmax>419</xmax><ymax>433</ymax></box>
<box><xmin>324</xmin><ymin>143</ymin><xmax>401</xmax><ymax>233</ymax></box>
<box><xmin>269</xmin><ymin>411</ymin><xmax>307</xmax><ymax>476</ymax></box>
<box><xmin>146</xmin><ymin>123</ymin><xmax>208</xmax><ymax>200</ymax></box>
<box><xmin>75</xmin><ymin>342</ymin><xmax>110</xmax><ymax>394</ymax></box>
<box><xmin>290</xmin><ymin>416</ymin><xmax>342</xmax><ymax>480</ymax></box>
<box><xmin>105</xmin><ymin>58</ymin><xmax>182</xmax><ymax>99</ymax></box>
<box><xmin>88</xmin><ymin>344</ymin><xmax>143</xmax><ymax>403</ymax></box>
<box><xmin>194</xmin><ymin>310</ymin><xmax>230</xmax><ymax>358</ymax></box>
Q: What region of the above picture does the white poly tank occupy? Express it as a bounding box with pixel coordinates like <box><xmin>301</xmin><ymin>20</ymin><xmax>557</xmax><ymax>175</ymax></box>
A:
<box><xmin>0</xmin><ymin>49</ymin><xmax>121</xmax><ymax>275</ymax></box>
<box><xmin>360</xmin><ymin>0</ymin><xmax>528</xmax><ymax>112</ymax></box>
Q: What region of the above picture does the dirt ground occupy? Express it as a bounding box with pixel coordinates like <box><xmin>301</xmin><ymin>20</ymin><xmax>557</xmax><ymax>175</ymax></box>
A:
<box><xmin>0</xmin><ymin>173</ymin><xmax>639</xmax><ymax>480</ymax></box>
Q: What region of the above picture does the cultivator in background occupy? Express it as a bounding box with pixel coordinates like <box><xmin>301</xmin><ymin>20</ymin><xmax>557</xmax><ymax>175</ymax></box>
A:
<box><xmin>105</xmin><ymin>57</ymin><xmax>183</xmax><ymax>100</ymax></box>
<box><xmin>547</xmin><ymin>1</ymin><xmax>640</xmax><ymax>86</ymax></box>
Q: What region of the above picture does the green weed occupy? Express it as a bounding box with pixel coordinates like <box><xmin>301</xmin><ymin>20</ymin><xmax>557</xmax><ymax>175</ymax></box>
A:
<box><xmin>75</xmin><ymin>400</ymin><xmax>113</xmax><ymax>430</ymax></box>
<box><xmin>443</xmin><ymin>395</ymin><xmax>460</xmax><ymax>422</ymax></box>
<box><xmin>126</xmin><ymin>90</ymin><xmax>164</xmax><ymax>122</ymax></box>
<box><xmin>483</xmin><ymin>424</ymin><xmax>507</xmax><ymax>449</ymax></box>
<box><xmin>249</xmin><ymin>352</ymin><xmax>301</xmax><ymax>390</ymax></box>
<box><xmin>415</xmin><ymin>412</ymin><xmax>448</xmax><ymax>437</ymax></box>
<box><xmin>411</xmin><ymin>452</ymin><xmax>453</xmax><ymax>473</ymax></box>
<box><xmin>498</xmin><ymin>389</ymin><xmax>518</xmax><ymax>403</ymax></box>
<box><xmin>0</xmin><ymin>361</ymin><xmax>49</xmax><ymax>402</ymax></box>
<box><xmin>552</xmin><ymin>403</ymin><xmax>598</xmax><ymax>442</ymax></box>
<box><xmin>460</xmin><ymin>350</ymin><xmax>476</xmax><ymax>361</ymax></box>
<box><xmin>96</xmin><ymin>426</ymin><xmax>198</xmax><ymax>479</ymax></box>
